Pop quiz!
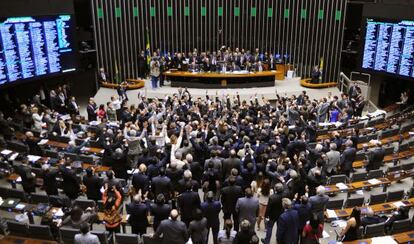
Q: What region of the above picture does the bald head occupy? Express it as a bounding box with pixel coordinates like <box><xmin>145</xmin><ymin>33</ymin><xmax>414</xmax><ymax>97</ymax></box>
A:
<box><xmin>170</xmin><ymin>209</ymin><xmax>179</xmax><ymax>220</ymax></box>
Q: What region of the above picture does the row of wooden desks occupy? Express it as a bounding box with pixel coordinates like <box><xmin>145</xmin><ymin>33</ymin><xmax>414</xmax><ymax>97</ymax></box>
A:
<box><xmin>326</xmin><ymin>197</ymin><xmax>414</xmax><ymax>219</ymax></box>
<box><xmin>324</xmin><ymin>178</ymin><xmax>390</xmax><ymax>195</ymax></box>
<box><xmin>356</xmin><ymin>132</ymin><xmax>410</xmax><ymax>150</ymax></box>
<box><xmin>317</xmin><ymin>120</ymin><xmax>390</xmax><ymax>141</ymax></box>
<box><xmin>343</xmin><ymin>230</ymin><xmax>414</xmax><ymax>244</ymax></box>
<box><xmin>353</xmin><ymin>147</ymin><xmax>414</xmax><ymax>168</ymax></box>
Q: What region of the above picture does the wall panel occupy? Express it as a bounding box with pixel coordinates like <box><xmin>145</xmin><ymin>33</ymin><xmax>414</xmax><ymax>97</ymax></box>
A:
<box><xmin>92</xmin><ymin>0</ymin><xmax>347</xmax><ymax>83</ymax></box>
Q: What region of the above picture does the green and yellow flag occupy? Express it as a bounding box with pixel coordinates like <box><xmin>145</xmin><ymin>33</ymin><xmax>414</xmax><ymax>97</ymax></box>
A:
<box><xmin>146</xmin><ymin>28</ymin><xmax>151</xmax><ymax>65</ymax></box>
<box><xmin>114</xmin><ymin>60</ymin><xmax>121</xmax><ymax>84</ymax></box>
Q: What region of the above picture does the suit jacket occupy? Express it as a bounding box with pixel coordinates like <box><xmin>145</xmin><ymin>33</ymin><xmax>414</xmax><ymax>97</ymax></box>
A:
<box><xmin>60</xmin><ymin>166</ymin><xmax>80</xmax><ymax>199</ymax></box>
<box><xmin>367</xmin><ymin>147</ymin><xmax>385</xmax><ymax>171</ymax></box>
<box><xmin>43</xmin><ymin>169</ymin><xmax>59</xmax><ymax>195</ymax></box>
<box><xmin>131</xmin><ymin>172</ymin><xmax>149</xmax><ymax>193</ymax></box>
<box><xmin>177</xmin><ymin>190</ymin><xmax>201</xmax><ymax>220</ymax></box>
<box><xmin>154</xmin><ymin>219</ymin><xmax>189</xmax><ymax>244</ymax></box>
<box><xmin>16</xmin><ymin>164</ymin><xmax>36</xmax><ymax>193</ymax></box>
<box><xmin>222</xmin><ymin>157</ymin><xmax>241</xmax><ymax>178</ymax></box>
<box><xmin>236</xmin><ymin>196</ymin><xmax>259</xmax><ymax>225</ymax></box>
<box><xmin>151</xmin><ymin>176</ymin><xmax>172</xmax><ymax>200</ymax></box>
<box><xmin>326</xmin><ymin>150</ymin><xmax>341</xmax><ymax>173</ymax></box>
<box><xmin>87</xmin><ymin>104</ymin><xmax>97</xmax><ymax>121</ymax></box>
<box><xmin>309</xmin><ymin>194</ymin><xmax>329</xmax><ymax>221</ymax></box>
<box><xmin>126</xmin><ymin>202</ymin><xmax>149</xmax><ymax>229</ymax></box>
<box><xmin>150</xmin><ymin>203</ymin><xmax>171</xmax><ymax>228</ymax></box>
<box><xmin>265</xmin><ymin>192</ymin><xmax>284</xmax><ymax>221</ymax></box>
<box><xmin>277</xmin><ymin>209</ymin><xmax>300</xmax><ymax>244</ymax></box>
<box><xmin>83</xmin><ymin>175</ymin><xmax>103</xmax><ymax>201</ymax></box>
<box><xmin>200</xmin><ymin>200</ymin><xmax>221</xmax><ymax>228</ymax></box>
<box><xmin>188</xmin><ymin>218</ymin><xmax>208</xmax><ymax>244</ymax></box>
<box><xmin>340</xmin><ymin>147</ymin><xmax>357</xmax><ymax>171</ymax></box>
<box><xmin>220</xmin><ymin>185</ymin><xmax>243</xmax><ymax>214</ymax></box>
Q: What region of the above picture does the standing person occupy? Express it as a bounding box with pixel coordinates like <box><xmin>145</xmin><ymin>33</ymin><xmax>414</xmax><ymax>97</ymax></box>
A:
<box><xmin>97</xmin><ymin>104</ymin><xmax>106</xmax><ymax>122</ymax></box>
<box><xmin>138</xmin><ymin>50</ymin><xmax>146</xmax><ymax>79</ymax></box>
<box><xmin>339</xmin><ymin>207</ymin><xmax>361</xmax><ymax>241</ymax></box>
<box><xmin>235</xmin><ymin>187</ymin><xmax>259</xmax><ymax>231</ymax></box>
<box><xmin>150</xmin><ymin>57</ymin><xmax>160</xmax><ymax>89</ymax></box>
<box><xmin>325</xmin><ymin>143</ymin><xmax>340</xmax><ymax>176</ymax></box>
<box><xmin>263</xmin><ymin>183</ymin><xmax>285</xmax><ymax>244</ymax></box>
<box><xmin>309</xmin><ymin>186</ymin><xmax>329</xmax><ymax>224</ymax></box>
<box><xmin>256</xmin><ymin>178</ymin><xmax>272</xmax><ymax>231</ymax></box>
<box><xmin>153</xmin><ymin>209</ymin><xmax>189</xmax><ymax>244</ymax></box>
<box><xmin>82</xmin><ymin>167</ymin><xmax>103</xmax><ymax>201</ymax></box>
<box><xmin>75</xmin><ymin>223</ymin><xmax>100</xmax><ymax>244</ymax></box>
<box><xmin>340</xmin><ymin>140</ymin><xmax>357</xmax><ymax>177</ymax></box>
<box><xmin>233</xmin><ymin>220</ymin><xmax>256</xmax><ymax>244</ymax></box>
<box><xmin>302</xmin><ymin>215</ymin><xmax>323</xmax><ymax>244</ymax></box>
<box><xmin>200</xmin><ymin>191</ymin><xmax>221</xmax><ymax>244</ymax></box>
<box><xmin>217</xmin><ymin>219</ymin><xmax>237</xmax><ymax>244</ymax></box>
<box><xmin>126</xmin><ymin>194</ymin><xmax>149</xmax><ymax>236</ymax></box>
<box><xmin>31</xmin><ymin>107</ymin><xmax>43</xmax><ymax>133</ymax></box>
<box><xmin>102</xmin><ymin>184</ymin><xmax>122</xmax><ymax>235</ymax></box>
<box><xmin>188</xmin><ymin>209</ymin><xmax>208</xmax><ymax>244</ymax></box>
<box><xmin>87</xmin><ymin>98</ymin><xmax>98</xmax><ymax>122</ymax></box>
<box><xmin>276</xmin><ymin>198</ymin><xmax>300</xmax><ymax>244</ymax></box>
<box><xmin>150</xmin><ymin>194</ymin><xmax>171</xmax><ymax>231</ymax></box>
<box><xmin>220</xmin><ymin>176</ymin><xmax>243</xmax><ymax>231</ymax></box>
<box><xmin>177</xmin><ymin>182</ymin><xmax>201</xmax><ymax>227</ymax></box>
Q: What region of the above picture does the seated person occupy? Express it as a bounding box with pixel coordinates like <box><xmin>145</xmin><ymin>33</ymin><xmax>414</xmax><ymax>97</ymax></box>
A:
<box><xmin>361</xmin><ymin>209</ymin><xmax>384</xmax><ymax>227</ymax></box>
<box><xmin>75</xmin><ymin>222</ymin><xmax>100</xmax><ymax>244</ymax></box>
<box><xmin>385</xmin><ymin>206</ymin><xmax>409</xmax><ymax>231</ymax></box>
<box><xmin>60</xmin><ymin>206</ymin><xmax>97</xmax><ymax>229</ymax></box>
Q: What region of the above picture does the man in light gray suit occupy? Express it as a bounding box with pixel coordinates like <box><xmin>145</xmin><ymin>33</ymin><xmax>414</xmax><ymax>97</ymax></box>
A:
<box><xmin>317</xmin><ymin>98</ymin><xmax>330</xmax><ymax>123</ymax></box>
<box><xmin>325</xmin><ymin>143</ymin><xmax>341</xmax><ymax>176</ymax></box>
<box><xmin>236</xmin><ymin>187</ymin><xmax>259</xmax><ymax>231</ymax></box>
<box><xmin>75</xmin><ymin>223</ymin><xmax>100</xmax><ymax>244</ymax></box>
<box><xmin>309</xmin><ymin>186</ymin><xmax>329</xmax><ymax>223</ymax></box>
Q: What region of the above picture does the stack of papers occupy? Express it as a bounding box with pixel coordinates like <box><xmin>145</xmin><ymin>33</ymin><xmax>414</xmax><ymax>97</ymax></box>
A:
<box><xmin>1</xmin><ymin>149</ymin><xmax>12</xmax><ymax>155</ymax></box>
<box><xmin>27</xmin><ymin>155</ymin><xmax>41</xmax><ymax>162</ymax></box>
<box><xmin>393</xmin><ymin>201</ymin><xmax>406</xmax><ymax>208</ymax></box>
<box><xmin>37</xmin><ymin>139</ymin><xmax>49</xmax><ymax>145</ymax></box>
<box><xmin>81</xmin><ymin>147</ymin><xmax>90</xmax><ymax>151</ymax></box>
<box><xmin>9</xmin><ymin>153</ymin><xmax>19</xmax><ymax>161</ymax></box>
<box><xmin>53</xmin><ymin>208</ymin><xmax>64</xmax><ymax>217</ymax></box>
<box><xmin>16</xmin><ymin>177</ymin><xmax>22</xmax><ymax>183</ymax></box>
<box><xmin>15</xmin><ymin>203</ymin><xmax>26</xmax><ymax>210</ymax></box>
<box><xmin>371</xmin><ymin>236</ymin><xmax>397</xmax><ymax>244</ymax></box>
<box><xmin>335</xmin><ymin>183</ymin><xmax>348</xmax><ymax>190</ymax></box>
<box><xmin>326</xmin><ymin>209</ymin><xmax>338</xmax><ymax>218</ymax></box>
<box><xmin>368</xmin><ymin>178</ymin><xmax>381</xmax><ymax>185</ymax></box>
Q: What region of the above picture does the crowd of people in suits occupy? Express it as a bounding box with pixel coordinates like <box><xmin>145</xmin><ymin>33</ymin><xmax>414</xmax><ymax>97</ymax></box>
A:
<box><xmin>0</xmin><ymin>80</ymin><xmax>391</xmax><ymax>244</ymax></box>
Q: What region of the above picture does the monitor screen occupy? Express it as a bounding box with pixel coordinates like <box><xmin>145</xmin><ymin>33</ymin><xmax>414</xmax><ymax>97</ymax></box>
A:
<box><xmin>362</xmin><ymin>18</ymin><xmax>414</xmax><ymax>78</ymax></box>
<box><xmin>0</xmin><ymin>15</ymin><xmax>76</xmax><ymax>86</ymax></box>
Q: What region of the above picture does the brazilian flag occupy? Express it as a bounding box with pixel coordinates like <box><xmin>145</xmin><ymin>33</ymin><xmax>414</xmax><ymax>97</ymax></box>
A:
<box><xmin>146</xmin><ymin>28</ymin><xmax>151</xmax><ymax>65</ymax></box>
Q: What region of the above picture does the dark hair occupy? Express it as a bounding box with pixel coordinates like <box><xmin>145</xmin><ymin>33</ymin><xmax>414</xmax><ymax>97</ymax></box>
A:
<box><xmin>70</xmin><ymin>206</ymin><xmax>83</xmax><ymax>222</ymax></box>
<box><xmin>193</xmin><ymin>208</ymin><xmax>203</xmax><ymax>221</ymax></box>
<box><xmin>260</xmin><ymin>179</ymin><xmax>271</xmax><ymax>196</ymax></box>
<box><xmin>107</xmin><ymin>170</ymin><xmax>114</xmax><ymax>179</ymax></box>
<box><xmin>224</xmin><ymin>219</ymin><xmax>233</xmax><ymax>238</ymax></box>
<box><xmin>80</xmin><ymin>222</ymin><xmax>90</xmax><ymax>234</ymax></box>
<box><xmin>156</xmin><ymin>194</ymin><xmax>165</xmax><ymax>204</ymax></box>
<box><xmin>86</xmin><ymin>167</ymin><xmax>93</xmax><ymax>177</ymax></box>
<box><xmin>310</xmin><ymin>214</ymin><xmax>320</xmax><ymax>235</ymax></box>
<box><xmin>350</xmin><ymin>207</ymin><xmax>361</xmax><ymax>227</ymax></box>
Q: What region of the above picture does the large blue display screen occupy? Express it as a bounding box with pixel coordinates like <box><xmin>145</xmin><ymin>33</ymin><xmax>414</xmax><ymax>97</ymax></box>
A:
<box><xmin>0</xmin><ymin>15</ymin><xmax>76</xmax><ymax>86</ymax></box>
<box><xmin>362</xmin><ymin>18</ymin><xmax>414</xmax><ymax>78</ymax></box>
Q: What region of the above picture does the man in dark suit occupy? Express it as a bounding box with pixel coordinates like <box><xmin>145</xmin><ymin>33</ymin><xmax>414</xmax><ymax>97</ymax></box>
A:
<box><xmin>177</xmin><ymin>182</ymin><xmax>201</xmax><ymax>227</ymax></box>
<box><xmin>263</xmin><ymin>183</ymin><xmax>285</xmax><ymax>244</ymax></box>
<box><xmin>15</xmin><ymin>159</ymin><xmax>36</xmax><ymax>194</ymax></box>
<box><xmin>222</xmin><ymin>150</ymin><xmax>241</xmax><ymax>179</ymax></box>
<box><xmin>153</xmin><ymin>209</ymin><xmax>189</xmax><ymax>244</ymax></box>
<box><xmin>277</xmin><ymin>198</ymin><xmax>300</xmax><ymax>244</ymax></box>
<box><xmin>97</xmin><ymin>67</ymin><xmax>108</xmax><ymax>82</ymax></box>
<box><xmin>366</xmin><ymin>142</ymin><xmax>385</xmax><ymax>171</ymax></box>
<box><xmin>150</xmin><ymin>194</ymin><xmax>171</xmax><ymax>231</ymax></box>
<box><xmin>42</xmin><ymin>164</ymin><xmax>59</xmax><ymax>196</ymax></box>
<box><xmin>82</xmin><ymin>167</ymin><xmax>103</xmax><ymax>201</ymax></box>
<box><xmin>220</xmin><ymin>176</ymin><xmax>243</xmax><ymax>231</ymax></box>
<box><xmin>340</xmin><ymin>140</ymin><xmax>357</xmax><ymax>177</ymax></box>
<box><xmin>131</xmin><ymin>164</ymin><xmax>149</xmax><ymax>195</ymax></box>
<box><xmin>309</xmin><ymin>186</ymin><xmax>329</xmax><ymax>224</ymax></box>
<box><xmin>87</xmin><ymin>98</ymin><xmax>98</xmax><ymax>122</ymax></box>
<box><xmin>151</xmin><ymin>167</ymin><xmax>172</xmax><ymax>201</ymax></box>
<box><xmin>59</xmin><ymin>162</ymin><xmax>80</xmax><ymax>200</ymax></box>
<box><xmin>200</xmin><ymin>191</ymin><xmax>221</xmax><ymax>244</ymax></box>
<box><xmin>126</xmin><ymin>194</ymin><xmax>149</xmax><ymax>236</ymax></box>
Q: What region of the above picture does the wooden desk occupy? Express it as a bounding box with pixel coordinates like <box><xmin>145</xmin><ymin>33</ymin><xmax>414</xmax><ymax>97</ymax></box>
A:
<box><xmin>82</xmin><ymin>163</ymin><xmax>111</xmax><ymax>173</ymax></box>
<box><xmin>343</xmin><ymin>238</ymin><xmax>372</xmax><ymax>244</ymax></box>
<box><xmin>0</xmin><ymin>236</ymin><xmax>57</xmax><ymax>244</ymax></box>
<box><xmin>317</xmin><ymin>121</ymin><xmax>390</xmax><ymax>141</ymax></box>
<box><xmin>353</xmin><ymin>147</ymin><xmax>414</xmax><ymax>169</ymax></box>
<box><xmin>327</xmin><ymin>197</ymin><xmax>414</xmax><ymax>219</ymax></box>
<box><xmin>45</xmin><ymin>140</ymin><xmax>104</xmax><ymax>155</ymax></box>
<box><xmin>324</xmin><ymin>178</ymin><xmax>389</xmax><ymax>195</ymax></box>
<box><xmin>393</xmin><ymin>230</ymin><xmax>414</xmax><ymax>243</ymax></box>
<box><xmin>357</xmin><ymin>132</ymin><xmax>409</xmax><ymax>150</ymax></box>
<box><xmin>164</xmin><ymin>71</ymin><xmax>282</xmax><ymax>88</ymax></box>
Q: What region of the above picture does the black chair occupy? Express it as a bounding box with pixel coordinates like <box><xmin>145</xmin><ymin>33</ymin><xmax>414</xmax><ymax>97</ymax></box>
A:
<box><xmin>329</xmin><ymin>174</ymin><xmax>347</xmax><ymax>184</ymax></box>
<box><xmin>60</xmin><ymin>227</ymin><xmax>80</xmax><ymax>244</ymax></box>
<box><xmin>79</xmin><ymin>155</ymin><xmax>95</xmax><ymax>163</ymax></box>
<box><xmin>344</xmin><ymin>196</ymin><xmax>365</xmax><ymax>208</ymax></box>
<box><xmin>0</xmin><ymin>186</ymin><xmax>9</xmax><ymax>198</ymax></box>
<box><xmin>368</xmin><ymin>192</ymin><xmax>387</xmax><ymax>205</ymax></box>
<box><xmin>364</xmin><ymin>222</ymin><xmax>385</xmax><ymax>238</ymax></box>
<box><xmin>7</xmin><ymin>221</ymin><xmax>28</xmax><ymax>237</ymax></box>
<box><xmin>74</xmin><ymin>199</ymin><xmax>96</xmax><ymax>210</ymax></box>
<box><xmin>8</xmin><ymin>189</ymin><xmax>27</xmax><ymax>202</ymax></box>
<box><xmin>402</xmin><ymin>162</ymin><xmax>414</xmax><ymax>171</ymax></box>
<box><xmin>30</xmin><ymin>193</ymin><xmax>49</xmax><ymax>204</ymax></box>
<box><xmin>383</xmin><ymin>146</ymin><xmax>395</xmax><ymax>155</ymax></box>
<box><xmin>390</xmin><ymin>219</ymin><xmax>411</xmax><ymax>234</ymax></box>
<box><xmin>399</xmin><ymin>143</ymin><xmax>409</xmax><ymax>152</ymax></box>
<box><xmin>350</xmin><ymin>172</ymin><xmax>367</xmax><ymax>182</ymax></box>
<box><xmin>387</xmin><ymin>189</ymin><xmax>405</xmax><ymax>202</ymax></box>
<box><xmin>367</xmin><ymin>169</ymin><xmax>383</xmax><ymax>179</ymax></box>
<box><xmin>44</xmin><ymin>149</ymin><xmax>59</xmax><ymax>158</ymax></box>
<box><xmin>116</xmin><ymin>233</ymin><xmax>140</xmax><ymax>243</ymax></box>
<box><xmin>91</xmin><ymin>230</ymin><xmax>109</xmax><ymax>244</ymax></box>
<box><xmin>49</xmin><ymin>195</ymin><xmax>70</xmax><ymax>208</ymax></box>
<box><xmin>64</xmin><ymin>152</ymin><xmax>79</xmax><ymax>161</ymax></box>
<box><xmin>387</xmin><ymin>165</ymin><xmax>401</xmax><ymax>173</ymax></box>
<box><xmin>355</xmin><ymin>153</ymin><xmax>367</xmax><ymax>161</ymax></box>
<box><xmin>409</xmin><ymin>187</ymin><xmax>414</xmax><ymax>198</ymax></box>
<box><xmin>28</xmin><ymin>224</ymin><xmax>54</xmax><ymax>240</ymax></box>
<box><xmin>326</xmin><ymin>199</ymin><xmax>343</xmax><ymax>209</ymax></box>
<box><xmin>6</xmin><ymin>141</ymin><xmax>28</xmax><ymax>153</ymax></box>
